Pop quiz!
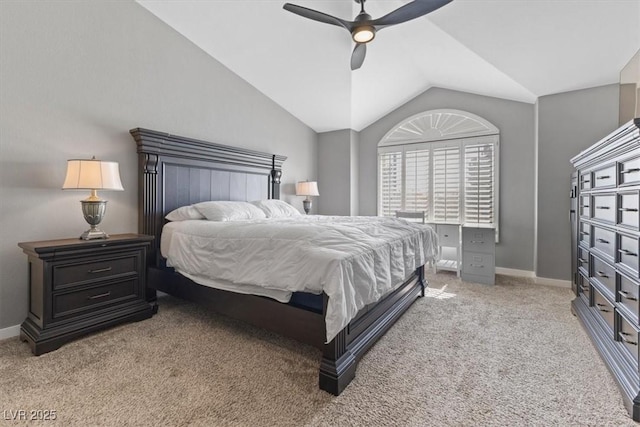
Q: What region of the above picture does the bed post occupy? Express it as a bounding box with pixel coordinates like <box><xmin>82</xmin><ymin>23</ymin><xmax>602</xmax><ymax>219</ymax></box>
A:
<box><xmin>270</xmin><ymin>154</ymin><xmax>282</xmax><ymax>200</ymax></box>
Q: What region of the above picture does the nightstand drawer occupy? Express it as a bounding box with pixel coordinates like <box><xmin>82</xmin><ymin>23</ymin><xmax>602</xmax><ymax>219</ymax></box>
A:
<box><xmin>53</xmin><ymin>255</ymin><xmax>138</xmax><ymax>289</ymax></box>
<box><xmin>437</xmin><ymin>224</ymin><xmax>459</xmax><ymax>247</ymax></box>
<box><xmin>53</xmin><ymin>279</ymin><xmax>138</xmax><ymax>319</ymax></box>
<box><xmin>462</xmin><ymin>253</ymin><xmax>495</xmax><ymax>276</ymax></box>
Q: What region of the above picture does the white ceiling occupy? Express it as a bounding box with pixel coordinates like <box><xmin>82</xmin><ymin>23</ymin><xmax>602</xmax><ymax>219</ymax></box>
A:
<box><xmin>137</xmin><ymin>0</ymin><xmax>640</xmax><ymax>132</ymax></box>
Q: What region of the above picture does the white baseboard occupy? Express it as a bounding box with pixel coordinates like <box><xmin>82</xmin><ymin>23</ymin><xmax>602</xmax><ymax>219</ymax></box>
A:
<box><xmin>0</xmin><ymin>324</ymin><xmax>20</xmax><ymax>341</ymax></box>
<box><xmin>495</xmin><ymin>267</ymin><xmax>572</xmax><ymax>289</ymax></box>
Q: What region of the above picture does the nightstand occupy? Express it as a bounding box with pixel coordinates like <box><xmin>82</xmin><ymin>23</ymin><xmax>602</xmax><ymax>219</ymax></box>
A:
<box><xmin>18</xmin><ymin>234</ymin><xmax>154</xmax><ymax>355</ymax></box>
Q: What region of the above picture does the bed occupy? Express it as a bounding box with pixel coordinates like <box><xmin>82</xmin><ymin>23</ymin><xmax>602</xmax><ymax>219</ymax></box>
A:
<box><xmin>130</xmin><ymin>127</ymin><xmax>438</xmax><ymax>395</ymax></box>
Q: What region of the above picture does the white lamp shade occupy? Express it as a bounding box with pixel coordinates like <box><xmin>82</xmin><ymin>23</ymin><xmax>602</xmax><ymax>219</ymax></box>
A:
<box><xmin>62</xmin><ymin>159</ymin><xmax>124</xmax><ymax>191</ymax></box>
<box><xmin>296</xmin><ymin>181</ymin><xmax>319</xmax><ymax>197</ymax></box>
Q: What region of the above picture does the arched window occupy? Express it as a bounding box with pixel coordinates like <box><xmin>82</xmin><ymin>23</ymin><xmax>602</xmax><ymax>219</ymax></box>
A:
<box><xmin>378</xmin><ymin>109</ymin><xmax>500</xmax><ymax>236</ymax></box>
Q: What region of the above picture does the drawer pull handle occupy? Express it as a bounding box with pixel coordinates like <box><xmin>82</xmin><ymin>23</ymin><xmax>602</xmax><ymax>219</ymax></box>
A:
<box><xmin>579</xmin><ymin>231</ymin><xmax>590</xmax><ymax>236</ymax></box>
<box><xmin>470</xmin><ymin>240</ymin><xmax>484</xmax><ymax>244</ymax></box>
<box><xmin>87</xmin><ymin>291</ymin><xmax>111</xmax><ymax>300</ymax></box>
<box><xmin>596</xmin><ymin>271</ymin><xmax>609</xmax><ymax>278</ymax></box>
<box><xmin>619</xmin><ymin>208</ymin><xmax>639</xmax><ymax>212</ymax></box>
<box><xmin>470</xmin><ymin>264</ymin><xmax>484</xmax><ymax>268</ymax></box>
<box><xmin>595</xmin><ymin>206</ymin><xmax>610</xmax><ymax>210</ymax></box>
<box><xmin>619</xmin><ymin>332</ymin><xmax>638</xmax><ymax>346</ymax></box>
<box><xmin>619</xmin><ymin>290</ymin><xmax>638</xmax><ymax>301</ymax></box>
<box><xmin>621</xmin><ymin>168</ymin><xmax>640</xmax><ymax>174</ymax></box>
<box><xmin>596</xmin><ymin>175</ymin><xmax>611</xmax><ymax>180</ymax></box>
<box><xmin>582</xmin><ymin>205</ymin><xmax>590</xmax><ymax>208</ymax></box>
<box><xmin>578</xmin><ymin>258</ymin><xmax>588</xmax><ymax>263</ymax></box>
<box><xmin>88</xmin><ymin>267</ymin><xmax>112</xmax><ymax>274</ymax></box>
<box><xmin>596</xmin><ymin>238</ymin><xmax>610</xmax><ymax>244</ymax></box>
<box><xmin>443</xmin><ymin>234</ymin><xmax>449</xmax><ymax>237</ymax></box>
<box><xmin>579</xmin><ymin>285</ymin><xmax>589</xmax><ymax>294</ymax></box>
<box><xmin>595</xmin><ymin>303</ymin><xmax>611</xmax><ymax>312</ymax></box>
<box><xmin>618</xmin><ymin>249</ymin><xmax>638</xmax><ymax>257</ymax></box>
<box><xmin>582</xmin><ymin>179</ymin><xmax>591</xmax><ymax>183</ymax></box>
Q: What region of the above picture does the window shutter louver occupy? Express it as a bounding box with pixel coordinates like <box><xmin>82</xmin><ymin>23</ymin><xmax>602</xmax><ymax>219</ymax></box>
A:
<box><xmin>379</xmin><ymin>151</ymin><xmax>403</xmax><ymax>217</ymax></box>
<box><xmin>404</xmin><ymin>149</ymin><xmax>430</xmax><ymax>220</ymax></box>
<box><xmin>432</xmin><ymin>146</ymin><xmax>460</xmax><ymax>223</ymax></box>
<box><xmin>464</xmin><ymin>142</ymin><xmax>495</xmax><ymax>225</ymax></box>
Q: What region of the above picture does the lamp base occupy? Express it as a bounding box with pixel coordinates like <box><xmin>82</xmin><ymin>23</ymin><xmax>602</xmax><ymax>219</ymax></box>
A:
<box><xmin>303</xmin><ymin>199</ymin><xmax>312</xmax><ymax>215</ymax></box>
<box><xmin>80</xmin><ymin>228</ymin><xmax>109</xmax><ymax>240</ymax></box>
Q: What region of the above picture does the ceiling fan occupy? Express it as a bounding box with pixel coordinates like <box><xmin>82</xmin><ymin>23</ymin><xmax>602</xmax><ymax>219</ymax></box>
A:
<box><xmin>283</xmin><ymin>0</ymin><xmax>453</xmax><ymax>70</ymax></box>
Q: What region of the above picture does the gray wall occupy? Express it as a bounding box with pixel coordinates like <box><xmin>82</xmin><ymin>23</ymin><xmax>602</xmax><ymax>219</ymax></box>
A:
<box><xmin>318</xmin><ymin>129</ymin><xmax>359</xmax><ymax>216</ymax></box>
<box><xmin>537</xmin><ymin>84</ymin><xmax>619</xmax><ymax>280</ymax></box>
<box><xmin>0</xmin><ymin>1</ymin><xmax>317</xmax><ymax>330</ymax></box>
<box><xmin>358</xmin><ymin>87</ymin><xmax>536</xmax><ymax>272</ymax></box>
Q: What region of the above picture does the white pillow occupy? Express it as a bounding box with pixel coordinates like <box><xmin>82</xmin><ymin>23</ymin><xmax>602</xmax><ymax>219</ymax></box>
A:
<box><xmin>251</xmin><ymin>199</ymin><xmax>301</xmax><ymax>218</ymax></box>
<box><xmin>165</xmin><ymin>205</ymin><xmax>205</xmax><ymax>221</ymax></box>
<box><xmin>194</xmin><ymin>201</ymin><xmax>266</xmax><ymax>221</ymax></box>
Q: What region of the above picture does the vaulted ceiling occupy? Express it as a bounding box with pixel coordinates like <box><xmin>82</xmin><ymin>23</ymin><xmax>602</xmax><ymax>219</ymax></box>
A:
<box><xmin>137</xmin><ymin>0</ymin><xmax>640</xmax><ymax>132</ymax></box>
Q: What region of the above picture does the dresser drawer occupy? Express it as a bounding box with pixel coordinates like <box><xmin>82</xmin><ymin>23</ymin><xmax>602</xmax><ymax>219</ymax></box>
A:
<box><xmin>577</xmin><ymin>273</ymin><xmax>590</xmax><ymax>305</ymax></box>
<box><xmin>53</xmin><ymin>279</ymin><xmax>139</xmax><ymax>319</ymax></box>
<box><xmin>578</xmin><ymin>247</ymin><xmax>590</xmax><ymax>276</ymax></box>
<box><xmin>436</xmin><ymin>224</ymin><xmax>459</xmax><ymax>247</ymax></box>
<box><xmin>580</xmin><ymin>172</ymin><xmax>592</xmax><ymax>191</ymax></box>
<box><xmin>618</xmin><ymin>234</ymin><xmax>640</xmax><ymax>277</ymax></box>
<box><xmin>619</xmin><ymin>272</ymin><xmax>640</xmax><ymax>324</ymax></box>
<box><xmin>592</xmin><ymin>164</ymin><xmax>617</xmax><ymax>189</ymax></box>
<box><xmin>592</xmin><ymin>194</ymin><xmax>616</xmax><ymax>223</ymax></box>
<box><xmin>579</xmin><ymin>222</ymin><xmax>591</xmax><ymax>247</ymax></box>
<box><xmin>592</xmin><ymin>287</ymin><xmax>614</xmax><ymax>333</ymax></box>
<box><xmin>591</xmin><ymin>255</ymin><xmax>616</xmax><ymax>297</ymax></box>
<box><xmin>53</xmin><ymin>254</ymin><xmax>139</xmax><ymax>289</ymax></box>
<box><xmin>619</xmin><ymin>156</ymin><xmax>640</xmax><ymax>187</ymax></box>
<box><xmin>462</xmin><ymin>228</ymin><xmax>495</xmax><ymax>253</ymax></box>
<box><xmin>617</xmin><ymin>312</ymin><xmax>640</xmax><ymax>368</ymax></box>
<box><xmin>580</xmin><ymin>195</ymin><xmax>591</xmax><ymax>218</ymax></box>
<box><xmin>591</xmin><ymin>225</ymin><xmax>616</xmax><ymax>262</ymax></box>
<box><xmin>618</xmin><ymin>191</ymin><xmax>639</xmax><ymax>230</ymax></box>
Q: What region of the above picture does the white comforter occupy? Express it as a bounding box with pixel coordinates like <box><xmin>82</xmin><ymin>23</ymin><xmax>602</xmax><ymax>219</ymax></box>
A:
<box><xmin>161</xmin><ymin>215</ymin><xmax>439</xmax><ymax>342</ymax></box>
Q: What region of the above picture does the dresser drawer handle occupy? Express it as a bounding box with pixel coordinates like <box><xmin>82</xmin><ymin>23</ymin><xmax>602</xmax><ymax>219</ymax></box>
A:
<box><xmin>595</xmin><ymin>303</ymin><xmax>611</xmax><ymax>312</ymax></box>
<box><xmin>88</xmin><ymin>267</ymin><xmax>112</xmax><ymax>274</ymax></box>
<box><xmin>582</xmin><ymin>179</ymin><xmax>591</xmax><ymax>183</ymax></box>
<box><xmin>619</xmin><ymin>249</ymin><xmax>638</xmax><ymax>257</ymax></box>
<box><xmin>579</xmin><ymin>231</ymin><xmax>589</xmax><ymax>236</ymax></box>
<box><xmin>595</xmin><ymin>206</ymin><xmax>610</xmax><ymax>210</ymax></box>
<box><xmin>87</xmin><ymin>291</ymin><xmax>111</xmax><ymax>300</ymax></box>
<box><xmin>619</xmin><ymin>208</ymin><xmax>639</xmax><ymax>212</ymax></box>
<box><xmin>579</xmin><ymin>285</ymin><xmax>589</xmax><ymax>294</ymax></box>
<box><xmin>619</xmin><ymin>331</ymin><xmax>638</xmax><ymax>346</ymax></box>
<box><xmin>619</xmin><ymin>290</ymin><xmax>638</xmax><ymax>301</ymax></box>
<box><xmin>469</xmin><ymin>264</ymin><xmax>484</xmax><ymax>268</ymax></box>
<box><xmin>596</xmin><ymin>238</ymin><xmax>610</xmax><ymax>244</ymax></box>
<box><xmin>470</xmin><ymin>240</ymin><xmax>484</xmax><ymax>244</ymax></box>
<box><xmin>578</xmin><ymin>258</ymin><xmax>588</xmax><ymax>263</ymax></box>
<box><xmin>596</xmin><ymin>271</ymin><xmax>609</xmax><ymax>278</ymax></box>
<box><xmin>596</xmin><ymin>175</ymin><xmax>611</xmax><ymax>180</ymax></box>
<box><xmin>621</xmin><ymin>168</ymin><xmax>640</xmax><ymax>174</ymax></box>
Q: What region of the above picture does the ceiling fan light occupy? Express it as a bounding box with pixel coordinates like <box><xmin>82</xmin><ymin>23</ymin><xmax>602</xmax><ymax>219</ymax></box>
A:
<box><xmin>352</xmin><ymin>25</ymin><xmax>375</xmax><ymax>43</ymax></box>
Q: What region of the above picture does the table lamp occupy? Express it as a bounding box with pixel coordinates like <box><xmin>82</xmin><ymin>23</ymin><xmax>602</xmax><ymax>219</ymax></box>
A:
<box><xmin>62</xmin><ymin>157</ymin><xmax>124</xmax><ymax>240</ymax></box>
<box><xmin>296</xmin><ymin>180</ymin><xmax>319</xmax><ymax>214</ymax></box>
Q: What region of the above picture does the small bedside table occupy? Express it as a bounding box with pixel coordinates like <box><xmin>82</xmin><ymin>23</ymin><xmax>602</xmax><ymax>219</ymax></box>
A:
<box><xmin>18</xmin><ymin>234</ymin><xmax>154</xmax><ymax>355</ymax></box>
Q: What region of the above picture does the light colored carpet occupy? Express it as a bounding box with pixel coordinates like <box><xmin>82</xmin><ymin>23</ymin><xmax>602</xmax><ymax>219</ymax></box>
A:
<box><xmin>0</xmin><ymin>272</ymin><xmax>635</xmax><ymax>426</ymax></box>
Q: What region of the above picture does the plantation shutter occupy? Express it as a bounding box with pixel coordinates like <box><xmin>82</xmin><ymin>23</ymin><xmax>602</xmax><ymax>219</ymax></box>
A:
<box><xmin>378</xmin><ymin>151</ymin><xmax>403</xmax><ymax>217</ymax></box>
<box><xmin>432</xmin><ymin>146</ymin><xmax>460</xmax><ymax>223</ymax></box>
<box><xmin>464</xmin><ymin>141</ymin><xmax>495</xmax><ymax>225</ymax></box>
<box><xmin>404</xmin><ymin>149</ymin><xmax>430</xmax><ymax>219</ymax></box>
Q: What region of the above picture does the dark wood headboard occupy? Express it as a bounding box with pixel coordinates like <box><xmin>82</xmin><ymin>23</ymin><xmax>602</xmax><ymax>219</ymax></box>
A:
<box><xmin>130</xmin><ymin>128</ymin><xmax>287</xmax><ymax>265</ymax></box>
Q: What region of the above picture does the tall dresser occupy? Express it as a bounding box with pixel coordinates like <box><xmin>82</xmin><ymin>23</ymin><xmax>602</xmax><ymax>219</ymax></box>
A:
<box><xmin>570</xmin><ymin>118</ymin><xmax>640</xmax><ymax>420</ymax></box>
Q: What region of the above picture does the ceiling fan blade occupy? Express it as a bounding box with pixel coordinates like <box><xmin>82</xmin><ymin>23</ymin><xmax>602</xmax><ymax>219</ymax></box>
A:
<box><xmin>351</xmin><ymin>43</ymin><xmax>367</xmax><ymax>70</ymax></box>
<box><xmin>283</xmin><ymin>3</ymin><xmax>351</xmax><ymax>30</ymax></box>
<box><xmin>371</xmin><ymin>0</ymin><xmax>453</xmax><ymax>27</ymax></box>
